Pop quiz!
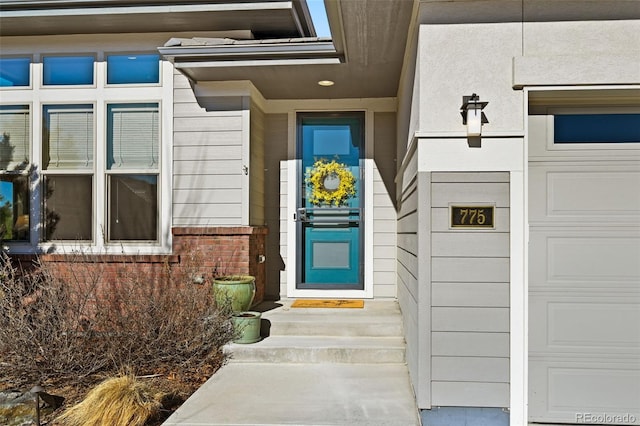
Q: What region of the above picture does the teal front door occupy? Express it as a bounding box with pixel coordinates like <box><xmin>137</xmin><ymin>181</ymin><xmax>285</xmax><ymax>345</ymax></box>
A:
<box><xmin>296</xmin><ymin>113</ymin><xmax>364</xmax><ymax>290</ymax></box>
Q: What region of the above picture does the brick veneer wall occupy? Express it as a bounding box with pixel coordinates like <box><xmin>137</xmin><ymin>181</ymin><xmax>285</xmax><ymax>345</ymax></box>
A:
<box><xmin>9</xmin><ymin>226</ymin><xmax>268</xmax><ymax>307</ymax></box>
<box><xmin>172</xmin><ymin>226</ymin><xmax>268</xmax><ymax>305</ymax></box>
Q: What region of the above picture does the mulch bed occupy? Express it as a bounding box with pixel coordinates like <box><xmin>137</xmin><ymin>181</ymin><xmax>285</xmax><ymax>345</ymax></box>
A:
<box><xmin>0</xmin><ymin>364</ymin><xmax>219</xmax><ymax>425</ymax></box>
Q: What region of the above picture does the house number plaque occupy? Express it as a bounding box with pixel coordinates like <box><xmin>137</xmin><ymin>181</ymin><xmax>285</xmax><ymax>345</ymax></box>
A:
<box><xmin>450</xmin><ymin>205</ymin><xmax>495</xmax><ymax>228</ymax></box>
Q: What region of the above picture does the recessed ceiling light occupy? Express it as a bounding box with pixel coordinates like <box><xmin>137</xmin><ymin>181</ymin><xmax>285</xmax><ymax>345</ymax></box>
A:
<box><xmin>318</xmin><ymin>80</ymin><xmax>335</xmax><ymax>87</ymax></box>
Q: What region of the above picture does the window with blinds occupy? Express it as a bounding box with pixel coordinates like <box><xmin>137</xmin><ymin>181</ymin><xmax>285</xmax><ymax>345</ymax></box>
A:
<box><xmin>0</xmin><ymin>105</ymin><xmax>30</xmax><ymax>171</ymax></box>
<box><xmin>107</xmin><ymin>103</ymin><xmax>159</xmax><ymax>170</ymax></box>
<box><xmin>43</xmin><ymin>105</ymin><xmax>94</xmax><ymax>170</ymax></box>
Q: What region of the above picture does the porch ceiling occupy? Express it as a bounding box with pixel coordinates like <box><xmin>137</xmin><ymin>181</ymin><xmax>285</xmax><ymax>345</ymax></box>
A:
<box><xmin>161</xmin><ymin>0</ymin><xmax>415</xmax><ymax>99</ymax></box>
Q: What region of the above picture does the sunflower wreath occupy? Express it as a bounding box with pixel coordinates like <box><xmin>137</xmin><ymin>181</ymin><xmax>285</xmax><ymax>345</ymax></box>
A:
<box><xmin>306</xmin><ymin>159</ymin><xmax>357</xmax><ymax>206</ymax></box>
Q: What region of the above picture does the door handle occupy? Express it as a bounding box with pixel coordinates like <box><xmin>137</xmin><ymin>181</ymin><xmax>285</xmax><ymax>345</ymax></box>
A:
<box><xmin>295</xmin><ymin>208</ymin><xmax>307</xmax><ymax>222</ymax></box>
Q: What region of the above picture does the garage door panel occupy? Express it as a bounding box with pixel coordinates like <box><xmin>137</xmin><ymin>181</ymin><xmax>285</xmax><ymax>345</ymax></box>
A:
<box><xmin>530</xmin><ymin>231</ymin><xmax>640</xmax><ymax>288</ymax></box>
<box><xmin>529</xmin><ymin>110</ymin><xmax>640</xmax><ymax>424</ymax></box>
<box><xmin>530</xmin><ymin>296</ymin><xmax>640</xmax><ymax>354</ymax></box>
<box><xmin>529</xmin><ymin>166</ymin><xmax>640</xmax><ymax>224</ymax></box>
<box><xmin>530</xmin><ymin>361</ymin><xmax>640</xmax><ymax>425</ymax></box>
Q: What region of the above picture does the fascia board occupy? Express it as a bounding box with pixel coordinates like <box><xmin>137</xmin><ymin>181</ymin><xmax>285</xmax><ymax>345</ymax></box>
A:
<box><xmin>174</xmin><ymin>58</ymin><xmax>342</xmax><ymax>68</ymax></box>
<box><xmin>159</xmin><ymin>42</ymin><xmax>338</xmax><ymax>58</ymax></box>
<box><xmin>159</xmin><ymin>42</ymin><xmax>344</xmax><ymax>64</ymax></box>
<box><xmin>0</xmin><ymin>1</ymin><xmax>293</xmax><ymax>17</ymax></box>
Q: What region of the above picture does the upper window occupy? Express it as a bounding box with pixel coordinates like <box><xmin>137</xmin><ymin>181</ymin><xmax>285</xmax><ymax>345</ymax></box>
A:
<box><xmin>554</xmin><ymin>114</ymin><xmax>640</xmax><ymax>144</ymax></box>
<box><xmin>107</xmin><ymin>54</ymin><xmax>160</xmax><ymax>84</ymax></box>
<box><xmin>43</xmin><ymin>56</ymin><xmax>94</xmax><ymax>85</ymax></box>
<box><xmin>0</xmin><ymin>58</ymin><xmax>30</xmax><ymax>87</ymax></box>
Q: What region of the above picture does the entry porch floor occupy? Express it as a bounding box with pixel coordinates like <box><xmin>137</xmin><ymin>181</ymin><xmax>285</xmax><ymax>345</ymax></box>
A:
<box><xmin>163</xmin><ymin>299</ymin><xmax>420</xmax><ymax>425</ymax></box>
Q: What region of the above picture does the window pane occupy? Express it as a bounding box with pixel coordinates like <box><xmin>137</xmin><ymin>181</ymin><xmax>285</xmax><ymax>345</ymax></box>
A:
<box><xmin>0</xmin><ymin>57</ymin><xmax>30</xmax><ymax>87</ymax></box>
<box><xmin>43</xmin><ymin>105</ymin><xmax>93</xmax><ymax>170</ymax></box>
<box><xmin>43</xmin><ymin>175</ymin><xmax>92</xmax><ymax>241</ymax></box>
<box><xmin>107</xmin><ymin>54</ymin><xmax>160</xmax><ymax>84</ymax></box>
<box><xmin>109</xmin><ymin>174</ymin><xmax>157</xmax><ymax>241</ymax></box>
<box><xmin>555</xmin><ymin>114</ymin><xmax>640</xmax><ymax>143</ymax></box>
<box><xmin>107</xmin><ymin>103</ymin><xmax>159</xmax><ymax>169</ymax></box>
<box><xmin>0</xmin><ymin>105</ymin><xmax>30</xmax><ymax>172</ymax></box>
<box><xmin>0</xmin><ymin>174</ymin><xmax>29</xmax><ymax>241</ymax></box>
<box><xmin>43</xmin><ymin>56</ymin><xmax>94</xmax><ymax>85</ymax></box>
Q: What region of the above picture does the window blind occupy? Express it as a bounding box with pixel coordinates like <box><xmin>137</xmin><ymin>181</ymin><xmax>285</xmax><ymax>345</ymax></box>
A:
<box><xmin>108</xmin><ymin>104</ymin><xmax>159</xmax><ymax>169</ymax></box>
<box><xmin>44</xmin><ymin>106</ymin><xmax>93</xmax><ymax>170</ymax></box>
<box><xmin>0</xmin><ymin>105</ymin><xmax>29</xmax><ymax>171</ymax></box>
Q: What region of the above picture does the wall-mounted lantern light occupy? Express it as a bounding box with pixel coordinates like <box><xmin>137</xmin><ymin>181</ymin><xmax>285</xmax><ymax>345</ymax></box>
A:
<box><xmin>460</xmin><ymin>93</ymin><xmax>488</xmax><ymax>147</ymax></box>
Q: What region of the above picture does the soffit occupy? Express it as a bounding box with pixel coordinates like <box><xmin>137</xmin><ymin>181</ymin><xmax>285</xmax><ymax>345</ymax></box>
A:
<box><xmin>164</xmin><ymin>0</ymin><xmax>414</xmax><ymax>100</ymax></box>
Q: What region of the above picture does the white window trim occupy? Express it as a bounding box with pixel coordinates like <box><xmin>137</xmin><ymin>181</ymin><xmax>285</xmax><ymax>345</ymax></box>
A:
<box><xmin>0</xmin><ymin>57</ymin><xmax>173</xmax><ymax>255</ymax></box>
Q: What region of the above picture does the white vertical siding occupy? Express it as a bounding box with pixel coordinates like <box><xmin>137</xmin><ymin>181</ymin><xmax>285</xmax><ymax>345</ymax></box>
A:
<box><xmin>280</xmin><ymin>160</ymin><xmax>291</xmax><ymax>297</ymax></box>
<box><xmin>172</xmin><ymin>72</ymin><xmax>245</xmax><ymax>226</ymax></box>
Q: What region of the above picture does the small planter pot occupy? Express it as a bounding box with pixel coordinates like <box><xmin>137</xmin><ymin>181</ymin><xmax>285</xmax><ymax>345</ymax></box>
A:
<box><xmin>232</xmin><ymin>311</ymin><xmax>262</xmax><ymax>344</ymax></box>
<box><xmin>212</xmin><ymin>275</ymin><xmax>256</xmax><ymax>313</ymax></box>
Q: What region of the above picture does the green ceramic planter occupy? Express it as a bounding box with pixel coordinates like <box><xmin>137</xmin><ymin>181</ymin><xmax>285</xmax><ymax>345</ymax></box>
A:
<box><xmin>232</xmin><ymin>311</ymin><xmax>262</xmax><ymax>344</ymax></box>
<box><xmin>212</xmin><ymin>275</ymin><xmax>256</xmax><ymax>313</ymax></box>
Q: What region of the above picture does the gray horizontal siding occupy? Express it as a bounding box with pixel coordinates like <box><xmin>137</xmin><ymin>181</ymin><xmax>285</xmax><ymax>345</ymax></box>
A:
<box><xmin>432</xmin><ymin>258</ymin><xmax>510</xmax><ymax>282</ymax></box>
<box><xmin>431</xmin><ymin>382</ymin><xmax>510</xmax><ymax>407</ymax></box>
<box><xmin>432</xmin><ymin>357</ymin><xmax>510</xmax><ymax>382</ymax></box>
<box><xmin>432</xmin><ymin>307</ymin><xmax>510</xmax><ymax>332</ymax></box>
<box><xmin>431</xmin><ymin>183</ymin><xmax>510</xmax><ymax>208</ymax></box>
<box><xmin>430</xmin><ymin>172</ymin><xmax>510</xmax><ymax>408</ymax></box>
<box><xmin>172</xmin><ymin>72</ymin><xmax>246</xmax><ymax>226</ymax></box>
<box><xmin>396</xmin><ymin>147</ymin><xmax>422</xmax><ymax>406</ymax></box>
<box><xmin>432</xmin><ymin>283</ymin><xmax>510</xmax><ymax>307</ymax></box>
<box><xmin>431</xmin><ymin>233</ymin><xmax>510</xmax><ymax>257</ymax></box>
<box><xmin>432</xmin><ymin>332</ymin><xmax>509</xmax><ymax>358</ymax></box>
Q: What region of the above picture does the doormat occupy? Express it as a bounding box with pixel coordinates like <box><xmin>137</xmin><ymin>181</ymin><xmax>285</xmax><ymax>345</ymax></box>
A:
<box><xmin>291</xmin><ymin>299</ymin><xmax>364</xmax><ymax>308</ymax></box>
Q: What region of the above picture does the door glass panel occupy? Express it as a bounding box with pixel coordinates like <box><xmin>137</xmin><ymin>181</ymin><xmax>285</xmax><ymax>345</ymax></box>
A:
<box><xmin>312</xmin><ymin>241</ymin><xmax>351</xmax><ymax>269</ymax></box>
<box><xmin>298</xmin><ymin>113</ymin><xmax>364</xmax><ymax>289</ymax></box>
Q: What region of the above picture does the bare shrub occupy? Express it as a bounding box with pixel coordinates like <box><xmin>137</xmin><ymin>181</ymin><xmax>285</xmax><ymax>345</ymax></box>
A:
<box><xmin>0</xmin><ymin>249</ymin><xmax>234</xmax><ymax>387</ymax></box>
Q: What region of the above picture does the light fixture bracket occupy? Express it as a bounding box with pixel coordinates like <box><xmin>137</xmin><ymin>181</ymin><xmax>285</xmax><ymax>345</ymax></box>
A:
<box><xmin>460</xmin><ymin>93</ymin><xmax>489</xmax><ymax>147</ymax></box>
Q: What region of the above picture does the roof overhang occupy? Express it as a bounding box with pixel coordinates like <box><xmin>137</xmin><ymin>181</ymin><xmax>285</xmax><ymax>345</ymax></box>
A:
<box><xmin>0</xmin><ymin>0</ymin><xmax>316</xmax><ymax>37</ymax></box>
<box><xmin>160</xmin><ymin>37</ymin><xmax>344</xmax><ymax>71</ymax></box>
<box><xmin>158</xmin><ymin>0</ymin><xmax>414</xmax><ymax>100</ymax></box>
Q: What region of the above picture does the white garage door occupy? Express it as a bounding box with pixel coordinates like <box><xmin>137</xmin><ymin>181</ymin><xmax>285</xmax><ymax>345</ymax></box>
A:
<box><xmin>528</xmin><ymin>110</ymin><xmax>640</xmax><ymax>425</ymax></box>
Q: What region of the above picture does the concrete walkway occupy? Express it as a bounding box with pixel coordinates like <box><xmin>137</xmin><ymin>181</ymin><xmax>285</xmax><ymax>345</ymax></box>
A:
<box><xmin>163</xmin><ymin>300</ymin><xmax>420</xmax><ymax>426</ymax></box>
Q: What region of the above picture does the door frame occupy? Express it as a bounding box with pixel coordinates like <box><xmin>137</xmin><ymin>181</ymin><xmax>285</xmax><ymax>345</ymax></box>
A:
<box><xmin>286</xmin><ymin>109</ymin><xmax>374</xmax><ymax>299</ymax></box>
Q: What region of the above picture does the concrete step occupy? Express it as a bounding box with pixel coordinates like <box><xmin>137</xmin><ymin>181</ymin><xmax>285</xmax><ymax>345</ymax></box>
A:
<box><xmin>227</xmin><ymin>335</ymin><xmax>406</xmax><ymax>364</ymax></box>
<box><xmin>256</xmin><ymin>300</ymin><xmax>404</xmax><ymax>338</ymax></box>
<box><xmin>262</xmin><ymin>313</ymin><xmax>403</xmax><ymax>337</ymax></box>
